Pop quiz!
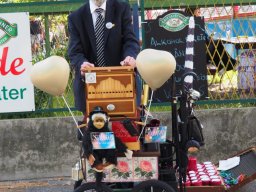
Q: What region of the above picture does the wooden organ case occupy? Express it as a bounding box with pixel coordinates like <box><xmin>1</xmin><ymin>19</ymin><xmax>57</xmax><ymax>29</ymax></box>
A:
<box><xmin>84</xmin><ymin>66</ymin><xmax>137</xmax><ymax>119</ymax></box>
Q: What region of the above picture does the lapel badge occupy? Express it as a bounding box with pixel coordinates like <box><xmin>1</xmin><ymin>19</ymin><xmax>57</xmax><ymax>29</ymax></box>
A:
<box><xmin>106</xmin><ymin>22</ymin><xmax>115</xmax><ymax>29</ymax></box>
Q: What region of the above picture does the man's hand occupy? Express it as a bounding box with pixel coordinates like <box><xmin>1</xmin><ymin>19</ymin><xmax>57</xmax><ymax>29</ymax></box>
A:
<box><xmin>120</xmin><ymin>56</ymin><xmax>136</xmax><ymax>68</ymax></box>
<box><xmin>80</xmin><ymin>62</ymin><xmax>95</xmax><ymax>76</ymax></box>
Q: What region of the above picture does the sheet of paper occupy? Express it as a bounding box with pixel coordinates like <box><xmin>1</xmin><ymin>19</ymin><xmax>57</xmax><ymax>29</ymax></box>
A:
<box><xmin>217</xmin><ymin>156</ymin><xmax>240</xmax><ymax>171</ymax></box>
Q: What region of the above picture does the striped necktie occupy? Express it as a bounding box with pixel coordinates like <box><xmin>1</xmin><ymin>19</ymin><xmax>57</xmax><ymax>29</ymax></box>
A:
<box><xmin>95</xmin><ymin>8</ymin><xmax>105</xmax><ymax>67</ymax></box>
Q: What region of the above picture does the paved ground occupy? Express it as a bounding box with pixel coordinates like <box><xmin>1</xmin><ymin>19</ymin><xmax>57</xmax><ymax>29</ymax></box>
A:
<box><xmin>0</xmin><ymin>177</ymin><xmax>255</xmax><ymax>192</ymax></box>
<box><xmin>0</xmin><ymin>177</ymin><xmax>74</xmax><ymax>192</ymax></box>
<box><xmin>236</xmin><ymin>180</ymin><xmax>256</xmax><ymax>192</ymax></box>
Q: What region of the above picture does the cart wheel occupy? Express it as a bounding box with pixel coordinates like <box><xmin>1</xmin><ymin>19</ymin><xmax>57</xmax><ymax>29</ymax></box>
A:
<box><xmin>73</xmin><ymin>182</ymin><xmax>113</xmax><ymax>192</ymax></box>
<box><xmin>132</xmin><ymin>179</ymin><xmax>176</xmax><ymax>192</ymax></box>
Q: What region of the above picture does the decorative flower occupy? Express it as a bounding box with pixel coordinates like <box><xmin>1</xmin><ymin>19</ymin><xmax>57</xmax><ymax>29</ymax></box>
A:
<box><xmin>140</xmin><ymin>160</ymin><xmax>153</xmax><ymax>172</ymax></box>
<box><xmin>111</xmin><ymin>161</ymin><xmax>131</xmax><ymax>180</ymax></box>
<box><xmin>135</xmin><ymin>160</ymin><xmax>154</xmax><ymax>179</ymax></box>
<box><xmin>117</xmin><ymin>161</ymin><xmax>129</xmax><ymax>173</ymax></box>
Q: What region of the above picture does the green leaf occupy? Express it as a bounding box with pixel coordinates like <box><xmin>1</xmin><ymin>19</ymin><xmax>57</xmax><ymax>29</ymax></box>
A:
<box><xmin>135</xmin><ymin>167</ymin><xmax>141</xmax><ymax>172</ymax></box>
<box><xmin>111</xmin><ymin>168</ymin><xmax>118</xmax><ymax>173</ymax></box>
<box><xmin>118</xmin><ymin>172</ymin><xmax>122</xmax><ymax>177</ymax></box>
<box><xmin>149</xmin><ymin>172</ymin><xmax>153</xmax><ymax>177</ymax></box>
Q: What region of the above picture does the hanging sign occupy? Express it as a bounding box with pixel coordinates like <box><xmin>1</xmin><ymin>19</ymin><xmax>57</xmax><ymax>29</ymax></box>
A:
<box><xmin>144</xmin><ymin>10</ymin><xmax>208</xmax><ymax>102</ymax></box>
<box><xmin>0</xmin><ymin>12</ymin><xmax>35</xmax><ymax>113</ymax></box>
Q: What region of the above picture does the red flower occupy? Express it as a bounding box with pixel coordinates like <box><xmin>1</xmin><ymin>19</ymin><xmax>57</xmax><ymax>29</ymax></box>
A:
<box><xmin>117</xmin><ymin>161</ymin><xmax>129</xmax><ymax>173</ymax></box>
<box><xmin>140</xmin><ymin>160</ymin><xmax>153</xmax><ymax>172</ymax></box>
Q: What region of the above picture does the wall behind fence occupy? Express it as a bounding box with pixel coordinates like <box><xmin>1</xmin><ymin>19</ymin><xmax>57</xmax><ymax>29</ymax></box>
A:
<box><xmin>0</xmin><ymin>108</ymin><xmax>255</xmax><ymax>180</ymax></box>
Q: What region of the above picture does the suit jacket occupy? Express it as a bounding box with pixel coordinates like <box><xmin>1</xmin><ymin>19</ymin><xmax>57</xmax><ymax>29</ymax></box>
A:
<box><xmin>68</xmin><ymin>0</ymin><xmax>140</xmax><ymax>113</ymax></box>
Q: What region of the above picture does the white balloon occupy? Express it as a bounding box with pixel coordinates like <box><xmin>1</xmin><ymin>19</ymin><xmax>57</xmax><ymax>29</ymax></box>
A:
<box><xmin>30</xmin><ymin>56</ymin><xmax>70</xmax><ymax>96</ymax></box>
<box><xmin>136</xmin><ymin>49</ymin><xmax>176</xmax><ymax>90</ymax></box>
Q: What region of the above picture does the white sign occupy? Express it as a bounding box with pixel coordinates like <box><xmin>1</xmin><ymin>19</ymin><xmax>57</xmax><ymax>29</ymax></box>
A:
<box><xmin>0</xmin><ymin>12</ymin><xmax>35</xmax><ymax>113</ymax></box>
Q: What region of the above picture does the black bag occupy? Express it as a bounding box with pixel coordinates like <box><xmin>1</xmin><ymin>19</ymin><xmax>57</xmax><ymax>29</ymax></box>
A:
<box><xmin>187</xmin><ymin>114</ymin><xmax>205</xmax><ymax>146</ymax></box>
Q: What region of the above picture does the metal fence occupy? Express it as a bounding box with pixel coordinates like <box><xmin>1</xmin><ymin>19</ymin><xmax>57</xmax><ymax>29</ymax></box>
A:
<box><xmin>139</xmin><ymin>1</ymin><xmax>256</xmax><ymax>110</ymax></box>
<box><xmin>0</xmin><ymin>0</ymin><xmax>255</xmax><ymax>117</ymax></box>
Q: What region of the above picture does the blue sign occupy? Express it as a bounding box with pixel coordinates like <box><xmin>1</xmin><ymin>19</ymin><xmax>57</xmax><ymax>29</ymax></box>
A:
<box><xmin>91</xmin><ymin>132</ymin><xmax>116</xmax><ymax>150</ymax></box>
<box><xmin>144</xmin><ymin>126</ymin><xmax>167</xmax><ymax>143</ymax></box>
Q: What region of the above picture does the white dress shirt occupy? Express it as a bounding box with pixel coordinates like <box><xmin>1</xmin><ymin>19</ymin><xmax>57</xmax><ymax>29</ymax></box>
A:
<box><xmin>89</xmin><ymin>0</ymin><xmax>107</xmax><ymax>28</ymax></box>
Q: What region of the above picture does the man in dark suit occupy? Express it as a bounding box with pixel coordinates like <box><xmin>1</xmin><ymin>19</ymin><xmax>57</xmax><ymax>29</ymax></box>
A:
<box><xmin>68</xmin><ymin>0</ymin><xmax>140</xmax><ymax>113</ymax></box>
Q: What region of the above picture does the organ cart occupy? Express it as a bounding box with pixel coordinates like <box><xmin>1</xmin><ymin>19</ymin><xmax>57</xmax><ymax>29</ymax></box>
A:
<box><xmin>71</xmin><ymin>66</ymin><xmax>226</xmax><ymax>192</ymax></box>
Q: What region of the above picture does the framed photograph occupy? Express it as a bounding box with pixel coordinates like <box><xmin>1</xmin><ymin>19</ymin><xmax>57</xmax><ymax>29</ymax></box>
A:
<box><xmin>144</xmin><ymin>126</ymin><xmax>167</xmax><ymax>143</ymax></box>
<box><xmin>91</xmin><ymin>132</ymin><xmax>116</xmax><ymax>149</ymax></box>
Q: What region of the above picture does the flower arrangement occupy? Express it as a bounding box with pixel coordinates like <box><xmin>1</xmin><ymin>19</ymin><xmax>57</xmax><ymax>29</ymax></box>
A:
<box><xmin>135</xmin><ymin>160</ymin><xmax>154</xmax><ymax>179</ymax></box>
<box><xmin>111</xmin><ymin>161</ymin><xmax>132</xmax><ymax>180</ymax></box>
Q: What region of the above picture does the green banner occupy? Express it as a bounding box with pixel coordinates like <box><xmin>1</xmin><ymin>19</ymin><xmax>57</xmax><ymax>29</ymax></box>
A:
<box><xmin>0</xmin><ymin>18</ymin><xmax>17</xmax><ymax>45</ymax></box>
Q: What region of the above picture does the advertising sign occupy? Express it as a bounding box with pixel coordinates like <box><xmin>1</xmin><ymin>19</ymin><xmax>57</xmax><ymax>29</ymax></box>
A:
<box><xmin>0</xmin><ymin>12</ymin><xmax>35</xmax><ymax>113</ymax></box>
<box><xmin>144</xmin><ymin>10</ymin><xmax>208</xmax><ymax>102</ymax></box>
